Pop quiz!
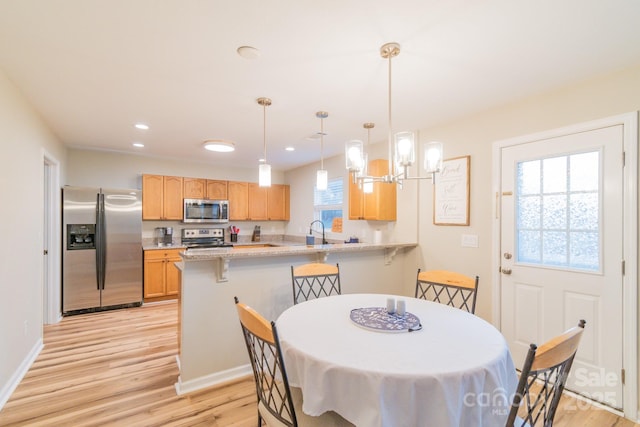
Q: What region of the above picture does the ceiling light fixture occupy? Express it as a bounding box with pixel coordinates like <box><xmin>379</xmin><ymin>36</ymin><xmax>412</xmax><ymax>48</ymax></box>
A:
<box><xmin>346</xmin><ymin>42</ymin><xmax>444</xmax><ymax>188</ymax></box>
<box><xmin>134</xmin><ymin>123</ymin><xmax>149</xmax><ymax>130</ymax></box>
<box><xmin>257</xmin><ymin>97</ymin><xmax>272</xmax><ymax>187</ymax></box>
<box><xmin>203</xmin><ymin>139</ymin><xmax>235</xmax><ymax>152</ymax></box>
<box><xmin>132</xmin><ymin>142</ymin><xmax>144</xmax><ymax>148</ymax></box>
<box><xmin>316</xmin><ymin>111</ymin><xmax>329</xmax><ymax>191</ymax></box>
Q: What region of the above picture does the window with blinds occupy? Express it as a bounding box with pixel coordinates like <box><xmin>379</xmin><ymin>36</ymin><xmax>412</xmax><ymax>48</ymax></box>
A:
<box><xmin>314</xmin><ymin>177</ymin><xmax>343</xmax><ymax>232</ymax></box>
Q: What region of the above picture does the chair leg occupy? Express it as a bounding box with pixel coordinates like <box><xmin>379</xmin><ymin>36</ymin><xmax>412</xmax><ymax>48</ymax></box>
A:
<box><xmin>258</xmin><ymin>410</ymin><xmax>263</xmax><ymax>426</ymax></box>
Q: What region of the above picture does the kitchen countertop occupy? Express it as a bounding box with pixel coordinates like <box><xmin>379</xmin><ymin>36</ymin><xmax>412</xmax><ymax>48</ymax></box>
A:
<box><xmin>180</xmin><ymin>241</ymin><xmax>416</xmax><ymax>260</ymax></box>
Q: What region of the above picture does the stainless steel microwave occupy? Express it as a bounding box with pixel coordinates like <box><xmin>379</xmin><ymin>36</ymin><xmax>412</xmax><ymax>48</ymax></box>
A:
<box><xmin>183</xmin><ymin>199</ymin><xmax>229</xmax><ymax>223</ymax></box>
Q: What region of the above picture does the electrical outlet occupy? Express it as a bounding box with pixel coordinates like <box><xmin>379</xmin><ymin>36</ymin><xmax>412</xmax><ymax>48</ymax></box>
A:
<box><xmin>461</xmin><ymin>234</ymin><xmax>479</xmax><ymax>248</ymax></box>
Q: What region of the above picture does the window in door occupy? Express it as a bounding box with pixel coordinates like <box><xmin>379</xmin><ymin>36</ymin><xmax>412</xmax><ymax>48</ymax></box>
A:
<box><xmin>516</xmin><ymin>150</ymin><xmax>600</xmax><ymax>272</ymax></box>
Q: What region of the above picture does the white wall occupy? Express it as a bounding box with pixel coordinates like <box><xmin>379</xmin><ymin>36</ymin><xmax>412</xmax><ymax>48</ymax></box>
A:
<box><xmin>416</xmin><ymin>65</ymin><xmax>640</xmax><ymax>321</ymax></box>
<box><xmin>0</xmin><ymin>68</ymin><xmax>66</xmax><ymax>407</ymax></box>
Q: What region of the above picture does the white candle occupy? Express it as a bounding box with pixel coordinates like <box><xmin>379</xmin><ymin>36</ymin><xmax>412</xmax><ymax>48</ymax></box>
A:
<box><xmin>396</xmin><ymin>300</ymin><xmax>406</xmax><ymax>317</ymax></box>
<box><xmin>386</xmin><ymin>298</ymin><xmax>396</xmax><ymax>314</ymax></box>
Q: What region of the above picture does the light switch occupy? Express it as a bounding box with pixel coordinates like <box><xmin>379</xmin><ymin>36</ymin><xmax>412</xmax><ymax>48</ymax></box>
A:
<box><xmin>461</xmin><ymin>234</ymin><xmax>479</xmax><ymax>248</ymax></box>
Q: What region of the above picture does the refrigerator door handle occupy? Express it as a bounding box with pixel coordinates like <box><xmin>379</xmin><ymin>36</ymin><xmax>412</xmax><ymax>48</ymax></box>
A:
<box><xmin>99</xmin><ymin>192</ymin><xmax>107</xmax><ymax>290</ymax></box>
<box><xmin>95</xmin><ymin>193</ymin><xmax>102</xmax><ymax>290</ymax></box>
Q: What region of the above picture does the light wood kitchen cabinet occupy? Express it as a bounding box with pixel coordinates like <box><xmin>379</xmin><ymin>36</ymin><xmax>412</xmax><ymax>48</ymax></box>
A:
<box><xmin>142</xmin><ymin>174</ymin><xmax>183</xmax><ymax>220</ymax></box>
<box><xmin>228</xmin><ymin>181</ymin><xmax>249</xmax><ymax>220</ymax></box>
<box><xmin>206</xmin><ymin>180</ymin><xmax>228</xmax><ymax>199</ymax></box>
<box><xmin>183</xmin><ymin>178</ymin><xmax>228</xmax><ymax>200</ymax></box>
<box><xmin>144</xmin><ymin>249</ymin><xmax>182</xmax><ymax>302</ymax></box>
<box><xmin>267</xmin><ymin>184</ymin><xmax>290</xmax><ymax>220</ymax></box>
<box><xmin>230</xmin><ymin>182</ymin><xmax>289</xmax><ymax>221</ymax></box>
<box><xmin>349</xmin><ymin>159</ymin><xmax>397</xmax><ymax>221</ymax></box>
<box><xmin>248</xmin><ymin>183</ymin><xmax>268</xmax><ymax>220</ymax></box>
<box><xmin>183</xmin><ymin>177</ymin><xmax>206</xmax><ymax>199</ymax></box>
<box><xmin>348</xmin><ymin>173</ymin><xmax>365</xmax><ymax>220</ymax></box>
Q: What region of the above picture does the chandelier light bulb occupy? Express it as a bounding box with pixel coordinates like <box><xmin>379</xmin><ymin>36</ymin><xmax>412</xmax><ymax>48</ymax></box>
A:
<box><xmin>424</xmin><ymin>142</ymin><xmax>444</xmax><ymax>174</ymax></box>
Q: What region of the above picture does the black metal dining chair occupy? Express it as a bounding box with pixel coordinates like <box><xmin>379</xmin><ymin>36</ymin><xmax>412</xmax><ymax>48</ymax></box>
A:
<box><xmin>415</xmin><ymin>269</ymin><xmax>479</xmax><ymax>313</ymax></box>
<box><xmin>506</xmin><ymin>320</ymin><xmax>586</xmax><ymax>427</ymax></box>
<box><xmin>233</xmin><ymin>297</ymin><xmax>353</xmax><ymax>427</ymax></box>
<box><xmin>291</xmin><ymin>263</ymin><xmax>341</xmax><ymax>305</ymax></box>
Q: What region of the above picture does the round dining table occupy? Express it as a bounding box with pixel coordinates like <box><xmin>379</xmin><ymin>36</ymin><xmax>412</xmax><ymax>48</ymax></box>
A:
<box><xmin>276</xmin><ymin>293</ymin><xmax>518</xmax><ymax>427</ymax></box>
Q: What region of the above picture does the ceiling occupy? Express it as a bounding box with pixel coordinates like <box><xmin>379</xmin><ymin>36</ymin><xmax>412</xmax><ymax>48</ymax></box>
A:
<box><xmin>1</xmin><ymin>0</ymin><xmax>639</xmax><ymax>172</ymax></box>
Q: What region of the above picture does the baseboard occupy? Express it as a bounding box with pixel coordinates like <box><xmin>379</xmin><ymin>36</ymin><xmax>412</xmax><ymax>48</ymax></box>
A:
<box><xmin>0</xmin><ymin>338</ymin><xmax>43</xmax><ymax>410</ymax></box>
<box><xmin>174</xmin><ymin>364</ymin><xmax>252</xmax><ymax>395</ymax></box>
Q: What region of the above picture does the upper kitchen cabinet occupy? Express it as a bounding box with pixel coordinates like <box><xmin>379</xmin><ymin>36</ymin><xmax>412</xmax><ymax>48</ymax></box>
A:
<box><xmin>248</xmin><ymin>183</ymin><xmax>268</xmax><ymax>220</ymax></box>
<box><xmin>348</xmin><ymin>173</ymin><xmax>365</xmax><ymax>220</ymax></box>
<box><xmin>206</xmin><ymin>180</ymin><xmax>228</xmax><ymax>200</ymax></box>
<box><xmin>349</xmin><ymin>159</ymin><xmax>397</xmax><ymax>221</ymax></box>
<box><xmin>183</xmin><ymin>178</ymin><xmax>206</xmax><ymax>199</ymax></box>
<box><xmin>228</xmin><ymin>181</ymin><xmax>249</xmax><ymax>220</ymax></box>
<box><xmin>182</xmin><ymin>178</ymin><xmax>227</xmax><ymax>200</ymax></box>
<box><xmin>267</xmin><ymin>184</ymin><xmax>290</xmax><ymax>221</ymax></box>
<box><xmin>228</xmin><ymin>181</ymin><xmax>290</xmax><ymax>221</ymax></box>
<box><xmin>183</xmin><ymin>178</ymin><xmax>228</xmax><ymax>200</ymax></box>
<box><xmin>142</xmin><ymin>174</ymin><xmax>183</xmax><ymax>220</ymax></box>
<box><xmin>248</xmin><ymin>183</ymin><xmax>290</xmax><ymax>220</ymax></box>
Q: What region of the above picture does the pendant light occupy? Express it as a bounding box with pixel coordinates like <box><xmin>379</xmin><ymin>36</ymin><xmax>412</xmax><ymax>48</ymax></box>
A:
<box><xmin>316</xmin><ymin>111</ymin><xmax>328</xmax><ymax>191</ymax></box>
<box><xmin>257</xmin><ymin>97</ymin><xmax>272</xmax><ymax>187</ymax></box>
<box><xmin>345</xmin><ymin>42</ymin><xmax>444</xmax><ymax>187</ymax></box>
<box><xmin>362</xmin><ymin>123</ymin><xmax>374</xmax><ymax>194</ymax></box>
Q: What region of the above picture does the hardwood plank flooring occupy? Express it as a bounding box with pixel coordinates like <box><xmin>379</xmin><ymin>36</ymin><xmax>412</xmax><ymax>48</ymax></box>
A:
<box><xmin>0</xmin><ymin>301</ymin><xmax>637</xmax><ymax>426</ymax></box>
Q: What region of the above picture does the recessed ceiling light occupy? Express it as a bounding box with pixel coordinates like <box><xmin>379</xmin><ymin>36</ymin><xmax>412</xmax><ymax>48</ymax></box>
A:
<box><xmin>132</xmin><ymin>142</ymin><xmax>144</xmax><ymax>148</ymax></box>
<box><xmin>203</xmin><ymin>140</ymin><xmax>235</xmax><ymax>152</ymax></box>
<box><xmin>285</xmin><ymin>147</ymin><xmax>295</xmax><ymax>151</ymax></box>
<box><xmin>134</xmin><ymin>123</ymin><xmax>149</xmax><ymax>130</ymax></box>
<box><xmin>237</xmin><ymin>46</ymin><xmax>260</xmax><ymax>60</ymax></box>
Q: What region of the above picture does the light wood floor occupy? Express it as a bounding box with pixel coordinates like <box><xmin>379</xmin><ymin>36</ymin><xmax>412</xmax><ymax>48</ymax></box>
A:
<box><xmin>0</xmin><ymin>301</ymin><xmax>637</xmax><ymax>427</ymax></box>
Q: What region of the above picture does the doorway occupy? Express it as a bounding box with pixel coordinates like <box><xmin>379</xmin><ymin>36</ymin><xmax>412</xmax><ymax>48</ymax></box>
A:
<box><xmin>43</xmin><ymin>152</ymin><xmax>61</xmax><ymax>324</ymax></box>
<box><xmin>492</xmin><ymin>112</ymin><xmax>638</xmax><ymax>419</ymax></box>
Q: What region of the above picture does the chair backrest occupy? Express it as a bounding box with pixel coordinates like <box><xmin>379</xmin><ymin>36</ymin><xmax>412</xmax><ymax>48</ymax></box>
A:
<box><xmin>506</xmin><ymin>320</ymin><xmax>586</xmax><ymax>427</ymax></box>
<box><xmin>234</xmin><ymin>297</ymin><xmax>297</xmax><ymax>427</ymax></box>
<box><xmin>415</xmin><ymin>269</ymin><xmax>479</xmax><ymax>313</ymax></box>
<box><xmin>291</xmin><ymin>262</ymin><xmax>341</xmax><ymax>305</ymax></box>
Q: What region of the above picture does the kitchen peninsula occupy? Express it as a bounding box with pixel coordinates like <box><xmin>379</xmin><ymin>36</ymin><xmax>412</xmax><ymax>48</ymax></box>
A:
<box><xmin>175</xmin><ymin>241</ymin><xmax>417</xmax><ymax>395</ymax></box>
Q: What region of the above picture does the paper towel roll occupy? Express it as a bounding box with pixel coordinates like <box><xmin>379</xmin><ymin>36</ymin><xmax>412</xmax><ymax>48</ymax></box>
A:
<box><xmin>373</xmin><ymin>229</ymin><xmax>382</xmax><ymax>244</ymax></box>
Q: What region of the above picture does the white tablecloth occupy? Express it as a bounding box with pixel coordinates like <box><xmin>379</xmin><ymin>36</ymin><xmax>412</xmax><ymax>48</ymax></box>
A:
<box><xmin>276</xmin><ymin>293</ymin><xmax>517</xmax><ymax>427</ymax></box>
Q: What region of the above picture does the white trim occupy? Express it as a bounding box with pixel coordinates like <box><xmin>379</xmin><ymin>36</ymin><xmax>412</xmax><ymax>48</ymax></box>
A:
<box><xmin>491</xmin><ymin>112</ymin><xmax>638</xmax><ymax>421</ymax></box>
<box><xmin>174</xmin><ymin>364</ymin><xmax>252</xmax><ymax>395</ymax></box>
<box><xmin>0</xmin><ymin>339</ymin><xmax>43</xmax><ymax>410</ymax></box>
<box><xmin>43</xmin><ymin>150</ymin><xmax>61</xmax><ymax>325</ymax></box>
<box><xmin>621</xmin><ymin>112</ymin><xmax>638</xmax><ymax>421</ymax></box>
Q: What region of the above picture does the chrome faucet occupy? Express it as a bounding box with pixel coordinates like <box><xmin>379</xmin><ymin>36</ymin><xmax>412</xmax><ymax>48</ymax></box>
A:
<box><xmin>309</xmin><ymin>220</ymin><xmax>327</xmax><ymax>245</ymax></box>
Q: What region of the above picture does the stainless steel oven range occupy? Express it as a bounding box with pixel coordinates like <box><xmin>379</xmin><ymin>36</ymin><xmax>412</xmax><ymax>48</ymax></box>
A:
<box><xmin>181</xmin><ymin>228</ymin><xmax>233</xmax><ymax>249</ymax></box>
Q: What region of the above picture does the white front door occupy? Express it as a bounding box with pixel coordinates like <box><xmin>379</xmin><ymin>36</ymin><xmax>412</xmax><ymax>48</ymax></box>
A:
<box><xmin>499</xmin><ymin>124</ymin><xmax>624</xmax><ymax>409</ymax></box>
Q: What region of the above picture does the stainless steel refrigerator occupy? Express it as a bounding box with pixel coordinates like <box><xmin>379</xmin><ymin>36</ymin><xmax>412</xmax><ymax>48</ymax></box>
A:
<box><xmin>62</xmin><ymin>186</ymin><xmax>142</xmax><ymax>315</ymax></box>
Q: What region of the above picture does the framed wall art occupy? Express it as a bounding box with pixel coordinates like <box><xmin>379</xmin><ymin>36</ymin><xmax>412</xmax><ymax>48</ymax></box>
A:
<box><xmin>433</xmin><ymin>155</ymin><xmax>470</xmax><ymax>226</ymax></box>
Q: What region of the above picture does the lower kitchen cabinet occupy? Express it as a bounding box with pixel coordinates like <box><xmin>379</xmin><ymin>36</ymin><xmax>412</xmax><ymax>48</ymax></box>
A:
<box><xmin>144</xmin><ymin>249</ymin><xmax>182</xmax><ymax>302</ymax></box>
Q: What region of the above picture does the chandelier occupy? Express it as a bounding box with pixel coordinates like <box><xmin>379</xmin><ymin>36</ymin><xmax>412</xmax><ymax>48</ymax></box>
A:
<box><xmin>345</xmin><ymin>42</ymin><xmax>444</xmax><ymax>187</ymax></box>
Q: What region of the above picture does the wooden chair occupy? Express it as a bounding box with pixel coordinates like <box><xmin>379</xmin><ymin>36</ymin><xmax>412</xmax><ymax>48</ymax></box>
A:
<box><xmin>291</xmin><ymin>263</ymin><xmax>341</xmax><ymax>305</ymax></box>
<box><xmin>415</xmin><ymin>269</ymin><xmax>479</xmax><ymax>313</ymax></box>
<box><xmin>234</xmin><ymin>297</ymin><xmax>353</xmax><ymax>427</ymax></box>
<box><xmin>506</xmin><ymin>320</ymin><xmax>586</xmax><ymax>427</ymax></box>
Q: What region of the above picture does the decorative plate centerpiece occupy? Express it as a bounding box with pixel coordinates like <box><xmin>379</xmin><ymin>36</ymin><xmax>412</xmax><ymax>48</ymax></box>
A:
<box><xmin>350</xmin><ymin>307</ymin><xmax>422</xmax><ymax>333</ymax></box>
